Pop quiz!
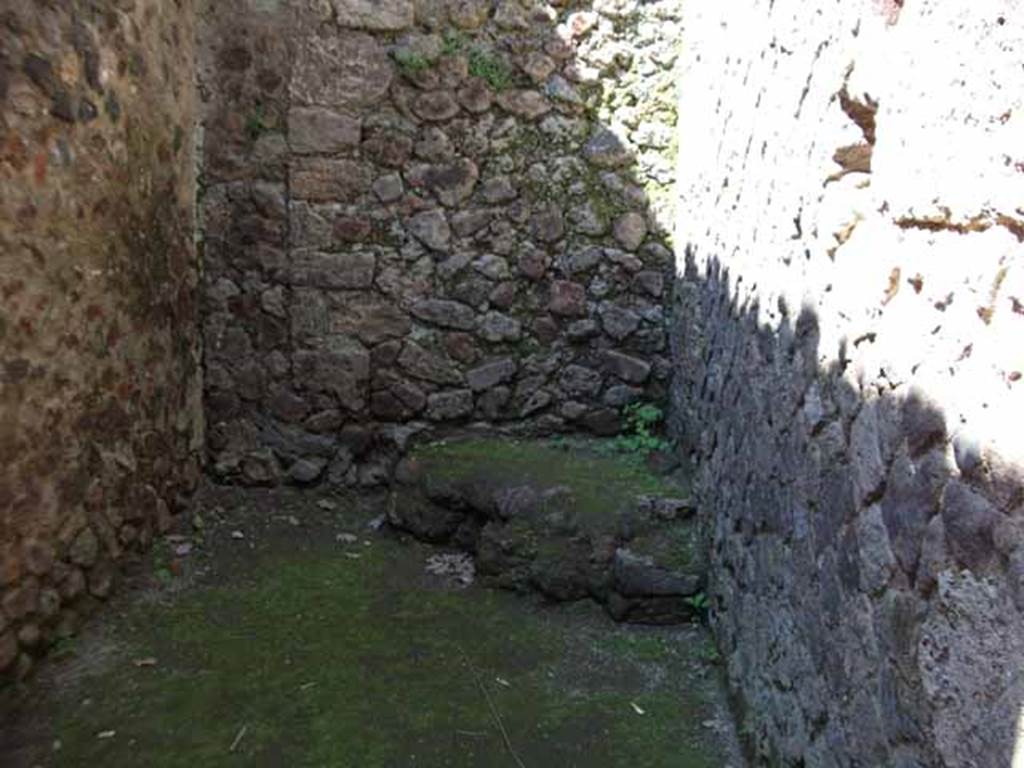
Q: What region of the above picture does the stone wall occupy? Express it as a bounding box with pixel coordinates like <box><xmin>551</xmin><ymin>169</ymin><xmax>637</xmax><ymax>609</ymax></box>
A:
<box><xmin>0</xmin><ymin>1</ymin><xmax>202</xmax><ymax>677</ymax></box>
<box><xmin>199</xmin><ymin>0</ymin><xmax>683</xmax><ymax>487</ymax></box>
<box><xmin>672</xmin><ymin>1</ymin><xmax>1024</xmax><ymax>765</ymax></box>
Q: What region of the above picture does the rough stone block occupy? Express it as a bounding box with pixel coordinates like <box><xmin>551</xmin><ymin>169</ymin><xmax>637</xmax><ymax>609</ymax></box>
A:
<box><xmin>398</xmin><ymin>342</ymin><xmax>464</xmax><ymax>385</ymax></box>
<box><xmin>332</xmin><ymin>0</ymin><xmax>414</xmax><ymax>30</ymax></box>
<box><xmin>288</xmin><ymin>251</ymin><xmax>376</xmax><ymax>290</ymax></box>
<box><xmin>407</xmin><ymin>209</ymin><xmax>451</xmax><ymax>252</ymax></box>
<box><xmin>548</xmin><ymin>280</ymin><xmax>587</xmax><ymax>317</ymax></box>
<box><xmin>559</xmin><ymin>365</ymin><xmax>603</xmax><ymax>397</ymax></box>
<box><xmin>291</xmin><ymin>33</ymin><xmax>392</xmax><ymax>108</ymax></box>
<box><xmin>477</xmin><ymin>312</ymin><xmax>522</xmax><ymax>343</ymax></box>
<box><xmin>330</xmin><ymin>298</ymin><xmax>411</xmax><ymax>345</ymax></box>
<box><xmin>427</xmin><ymin>390</ymin><xmax>475</xmax><ymax>421</ymax></box>
<box><xmin>411</xmin><ymin>299</ymin><xmax>477</xmax><ymax>330</ymax></box>
<box><xmin>603</xmin><ymin>350</ymin><xmax>651</xmax><ymax>384</ymax></box>
<box><xmin>941</xmin><ymin>480</ymin><xmax>1001</xmax><ymax>572</ymax></box>
<box><xmin>467</xmin><ymin>358</ymin><xmax>517</xmax><ymax>392</ymax></box>
<box><xmin>290</xmin><ymin>159</ymin><xmax>372</xmax><ymax>202</ymax></box>
<box><xmin>289</xmin><ymin>107</ymin><xmax>361</xmax><ymax>154</ymax></box>
<box><xmin>293</xmin><ymin>338</ymin><xmax>371</xmax><ymax>411</ymax></box>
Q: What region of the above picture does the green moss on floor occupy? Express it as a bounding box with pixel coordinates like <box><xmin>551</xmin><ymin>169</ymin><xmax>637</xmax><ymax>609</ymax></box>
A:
<box><xmin>413</xmin><ymin>438</ymin><xmax>685</xmax><ymax>529</ymax></box>
<box><xmin>2</xmin><ymin>502</ymin><xmax>732</xmax><ymax>768</ymax></box>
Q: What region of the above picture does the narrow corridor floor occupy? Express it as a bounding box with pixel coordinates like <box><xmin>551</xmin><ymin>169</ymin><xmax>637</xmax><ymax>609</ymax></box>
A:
<box><xmin>0</xmin><ymin>484</ymin><xmax>743</xmax><ymax>767</ymax></box>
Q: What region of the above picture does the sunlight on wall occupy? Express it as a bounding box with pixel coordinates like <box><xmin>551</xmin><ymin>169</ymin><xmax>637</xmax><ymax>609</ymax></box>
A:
<box><xmin>673</xmin><ymin>0</ymin><xmax>1024</xmax><ymax>763</ymax></box>
<box><xmin>1014</xmin><ymin>706</ymin><xmax>1024</xmax><ymax>768</ymax></box>
<box><xmin>676</xmin><ymin>0</ymin><xmax>1024</xmax><ymax>467</ymax></box>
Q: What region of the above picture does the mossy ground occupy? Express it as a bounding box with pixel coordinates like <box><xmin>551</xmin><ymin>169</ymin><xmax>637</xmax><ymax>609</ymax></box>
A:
<box><xmin>0</xmin><ymin>482</ymin><xmax>739</xmax><ymax>768</ymax></box>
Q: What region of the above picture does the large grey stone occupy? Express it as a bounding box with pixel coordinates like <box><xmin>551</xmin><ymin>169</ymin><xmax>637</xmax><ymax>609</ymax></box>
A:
<box><xmin>262</xmin><ymin>423</ymin><xmax>339</xmax><ymax>462</ymax></box>
<box><xmin>457</xmin><ymin>77</ymin><xmax>493</xmax><ymax>113</ymax></box>
<box><xmin>548</xmin><ymin>280</ymin><xmax>587</xmax><ymax>316</ymax></box>
<box><xmin>477</xmin><ymin>386</ymin><xmax>512</xmax><ymax>419</ymax></box>
<box><xmin>289</xmin><ymin>457</ymin><xmax>328</xmax><ymax>484</ymax></box>
<box><xmin>474</xmin><ymin>254</ymin><xmax>510</xmax><ymax>281</ymax></box>
<box><xmin>407</xmin><ymin>209</ymin><xmax>451</xmax><ymax>251</ymax></box>
<box><xmin>481</xmin><ymin>176</ymin><xmax>517</xmax><ymax>204</ymax></box>
<box><xmin>413</xmin><ymin>91</ymin><xmax>461</xmax><ymax>122</ymax></box>
<box><xmin>293</xmin><ymin>338</ymin><xmax>371</xmax><ymax>410</ymax></box>
<box><xmin>424</xmin><ymin>158</ymin><xmax>479</xmax><ymax>206</ymax></box>
<box><xmin>584</xmin><ymin>128</ymin><xmax>633</xmax><ymax>167</ymax></box>
<box><xmin>496</xmin><ymin>89</ymin><xmax>551</xmax><ymax>120</ymax></box>
<box><xmin>559</xmin><ymin>365</ymin><xmax>603</xmax><ymax>397</ymax></box>
<box><xmin>411</xmin><ymin>299</ymin><xmax>476</xmax><ymax>330</ymax></box>
<box><xmin>467</xmin><ymin>358</ymin><xmax>517</xmax><ymax>391</ymax></box>
<box><xmin>850</xmin><ymin>400</ymin><xmax>885</xmax><ymax>505</ymax></box>
<box><xmin>288</xmin><ymin>251</ymin><xmax>376</xmax><ymax>290</ymax></box>
<box><xmin>373</xmin><ymin>174</ymin><xmax>404</xmax><ymax>203</ymax></box>
<box><xmin>449</xmin><ymin>0</ymin><xmax>490</xmax><ymax>29</ymax></box>
<box><xmin>332</xmin><ymin>0</ymin><xmax>414</xmax><ymax>29</ymax></box>
<box><xmin>398</xmin><ymin>342</ymin><xmax>464</xmax><ymax>385</ymax></box>
<box><xmin>599</xmin><ymin>302</ymin><xmax>641</xmax><ymax>340</ymax></box>
<box><xmin>603</xmin><ymin>351</ymin><xmax>651</xmax><ymax>383</ymax></box>
<box><xmin>292</xmin><ymin>33</ymin><xmax>393</xmax><ymax>108</ymax></box>
<box><xmin>477</xmin><ymin>312</ymin><xmax>522</xmax><ymax>342</ymax></box>
<box><xmin>452</xmin><ymin>209</ymin><xmax>493</xmax><ymax>237</ymax></box>
<box><xmin>613</xmin><ymin>549</ymin><xmax>702</xmax><ymax>597</ymax></box>
<box><xmin>329</xmin><ymin>298</ymin><xmax>411</xmax><ymax>345</ymax></box>
<box><xmin>291</xmin><ymin>159</ymin><xmax>373</xmax><ymax>202</ymax></box>
<box><xmin>289</xmin><ymin>108</ymin><xmax>361</xmax><ymax>154</ymax></box>
<box><xmin>613</xmin><ymin>212</ymin><xmax>647</xmax><ymax>251</ymax></box>
<box><xmin>941</xmin><ymin>480</ymin><xmax>1001</xmax><ymax>572</ymax></box>
<box><xmin>604</xmin><ymin>385</ymin><xmax>643</xmax><ymax>407</ymax></box>
<box><xmin>857</xmin><ymin>504</ymin><xmax>897</xmax><ymax>595</ymax></box>
<box><xmin>567</xmin><ymin>319</ymin><xmax>599</xmax><ymax>341</ymax></box>
<box><xmin>531</xmin><ymin>205</ymin><xmax>565</xmax><ymax>243</ymax></box>
<box><xmin>427</xmin><ymin>390</ymin><xmax>475</xmax><ymax>421</ymax></box>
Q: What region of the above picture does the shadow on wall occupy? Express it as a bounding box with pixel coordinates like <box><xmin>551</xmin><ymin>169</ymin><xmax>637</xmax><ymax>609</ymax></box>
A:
<box><xmin>673</xmin><ymin>245</ymin><xmax>1024</xmax><ymax>767</ymax></box>
<box><xmin>0</xmin><ymin>0</ymin><xmax>202</xmax><ymax>680</ymax></box>
<box><xmin>198</xmin><ymin>0</ymin><xmax>683</xmax><ymax>488</ymax></box>
<box><xmin>197</xmin><ymin>0</ymin><xmax>1024</xmax><ymax>764</ymax></box>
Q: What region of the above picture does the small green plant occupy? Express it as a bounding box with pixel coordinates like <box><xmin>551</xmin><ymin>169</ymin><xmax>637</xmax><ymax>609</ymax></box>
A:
<box><xmin>685</xmin><ymin>591</ymin><xmax>709</xmax><ymax>612</ymax></box>
<box><xmin>442</xmin><ymin>30</ymin><xmax>467</xmax><ymax>56</ymax></box>
<box><xmin>393</xmin><ymin>49</ymin><xmax>431</xmax><ymax>75</ymax></box>
<box><xmin>468</xmin><ymin>47</ymin><xmax>512</xmax><ymax>91</ymax></box>
<box><xmin>151</xmin><ymin>542</ymin><xmax>174</xmax><ymax>587</ymax></box>
<box><xmin>609</xmin><ymin>402</ymin><xmax>671</xmax><ymax>455</ymax></box>
<box><xmin>701</xmin><ymin>638</ymin><xmax>721</xmax><ymax>664</ymax></box>
<box><xmin>245</xmin><ymin>104</ymin><xmax>269</xmax><ymax>141</ymax></box>
<box><xmin>440</xmin><ymin>29</ymin><xmax>513</xmax><ymax>90</ymax></box>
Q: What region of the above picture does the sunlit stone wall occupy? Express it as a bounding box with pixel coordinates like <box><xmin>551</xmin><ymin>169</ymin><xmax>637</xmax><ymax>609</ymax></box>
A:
<box><xmin>671</xmin><ymin>1</ymin><xmax>1024</xmax><ymax>765</ymax></box>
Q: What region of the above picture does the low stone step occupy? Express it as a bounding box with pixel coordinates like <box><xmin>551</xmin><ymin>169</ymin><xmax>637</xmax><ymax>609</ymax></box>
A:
<box><xmin>387</xmin><ymin>437</ymin><xmax>708</xmax><ymax>625</ymax></box>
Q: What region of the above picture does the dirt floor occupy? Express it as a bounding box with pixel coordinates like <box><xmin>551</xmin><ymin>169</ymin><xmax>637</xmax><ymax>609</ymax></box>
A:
<box><xmin>0</xmin><ymin>480</ymin><xmax>744</xmax><ymax>767</ymax></box>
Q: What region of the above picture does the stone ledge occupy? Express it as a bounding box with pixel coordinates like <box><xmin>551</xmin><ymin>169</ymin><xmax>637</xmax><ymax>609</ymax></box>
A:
<box><xmin>387</xmin><ymin>438</ymin><xmax>704</xmax><ymax>624</ymax></box>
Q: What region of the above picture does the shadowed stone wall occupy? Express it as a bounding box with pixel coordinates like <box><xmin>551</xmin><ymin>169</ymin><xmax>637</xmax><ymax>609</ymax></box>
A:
<box><xmin>671</xmin><ymin>1</ymin><xmax>1024</xmax><ymax>765</ymax></box>
<box><xmin>199</xmin><ymin>0</ymin><xmax>683</xmax><ymax>487</ymax></box>
<box><xmin>0</xmin><ymin>0</ymin><xmax>202</xmax><ymax>678</ymax></box>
